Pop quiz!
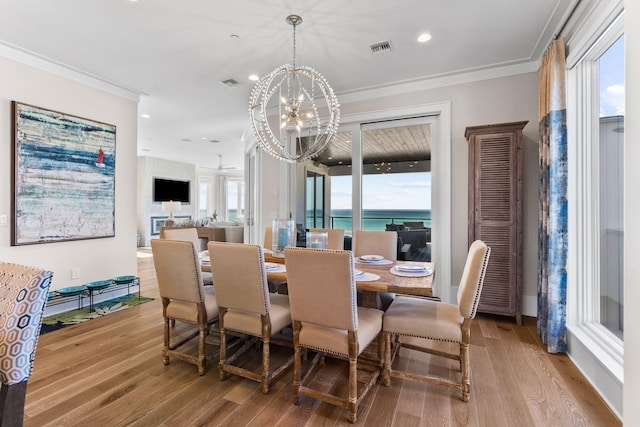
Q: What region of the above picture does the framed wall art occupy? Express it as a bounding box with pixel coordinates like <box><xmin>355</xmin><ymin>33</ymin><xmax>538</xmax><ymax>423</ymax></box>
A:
<box><xmin>11</xmin><ymin>101</ymin><xmax>117</xmax><ymax>245</ymax></box>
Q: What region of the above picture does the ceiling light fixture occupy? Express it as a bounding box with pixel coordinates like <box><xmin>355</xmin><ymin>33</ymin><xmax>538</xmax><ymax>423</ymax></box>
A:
<box><xmin>417</xmin><ymin>33</ymin><xmax>432</xmax><ymax>43</ymax></box>
<box><xmin>249</xmin><ymin>15</ymin><xmax>340</xmax><ymax>163</ymax></box>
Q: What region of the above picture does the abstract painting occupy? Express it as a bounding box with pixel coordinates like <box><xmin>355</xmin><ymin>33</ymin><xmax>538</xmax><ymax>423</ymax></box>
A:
<box><xmin>12</xmin><ymin>102</ymin><xmax>116</xmax><ymax>245</ymax></box>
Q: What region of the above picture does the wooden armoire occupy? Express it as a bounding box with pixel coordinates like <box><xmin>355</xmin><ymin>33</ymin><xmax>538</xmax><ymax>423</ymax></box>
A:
<box><xmin>465</xmin><ymin>121</ymin><xmax>527</xmax><ymax>325</ymax></box>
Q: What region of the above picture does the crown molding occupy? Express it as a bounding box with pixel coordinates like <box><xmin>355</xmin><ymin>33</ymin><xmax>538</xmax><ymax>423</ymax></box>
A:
<box><xmin>0</xmin><ymin>41</ymin><xmax>143</xmax><ymax>102</ymax></box>
<box><xmin>336</xmin><ymin>60</ymin><xmax>540</xmax><ymax>105</ymax></box>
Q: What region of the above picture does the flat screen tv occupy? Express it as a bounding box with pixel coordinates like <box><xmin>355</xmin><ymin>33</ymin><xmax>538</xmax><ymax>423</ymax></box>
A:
<box><xmin>153</xmin><ymin>178</ymin><xmax>190</xmax><ymax>203</ymax></box>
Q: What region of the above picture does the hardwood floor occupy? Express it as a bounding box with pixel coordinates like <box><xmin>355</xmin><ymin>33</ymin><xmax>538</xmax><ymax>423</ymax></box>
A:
<box><xmin>24</xmin><ymin>249</ymin><xmax>620</xmax><ymax>426</ymax></box>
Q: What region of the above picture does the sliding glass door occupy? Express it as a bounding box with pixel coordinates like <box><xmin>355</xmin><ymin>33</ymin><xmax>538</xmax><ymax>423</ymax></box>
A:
<box><xmin>306</xmin><ymin>171</ymin><xmax>324</xmax><ymax>228</ymax></box>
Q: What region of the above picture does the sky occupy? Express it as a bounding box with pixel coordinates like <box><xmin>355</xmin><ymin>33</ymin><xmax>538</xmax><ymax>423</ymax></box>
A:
<box><xmin>599</xmin><ymin>34</ymin><xmax>625</xmax><ymax>117</ymax></box>
<box><xmin>331</xmin><ymin>172</ymin><xmax>431</xmax><ymax>210</ymax></box>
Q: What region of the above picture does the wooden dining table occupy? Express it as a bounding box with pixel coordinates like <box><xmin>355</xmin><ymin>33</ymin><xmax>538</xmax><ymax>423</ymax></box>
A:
<box><xmin>202</xmin><ymin>251</ymin><xmax>434</xmax><ymax>304</ymax></box>
<box><xmin>263</xmin><ymin>252</ymin><xmax>434</xmax><ymax>298</ymax></box>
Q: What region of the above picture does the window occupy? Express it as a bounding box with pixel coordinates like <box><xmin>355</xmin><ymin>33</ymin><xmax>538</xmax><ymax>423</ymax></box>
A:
<box><xmin>567</xmin><ymin>4</ymin><xmax>624</xmax><ymax>373</ymax></box>
<box><xmin>598</xmin><ymin>35</ymin><xmax>624</xmax><ymax>339</ymax></box>
<box><xmin>361</xmin><ymin>121</ymin><xmax>431</xmax><ymax>234</ymax></box>
<box><xmin>291</xmin><ymin>102</ymin><xmax>451</xmax><ymax>300</ymax></box>
<box><xmin>226</xmin><ymin>178</ymin><xmax>244</xmax><ymax>222</ymax></box>
<box><xmin>306</xmin><ymin>172</ymin><xmax>324</xmax><ymax>228</ymax></box>
<box><xmin>197</xmin><ymin>176</ymin><xmax>213</xmax><ymax>219</ymax></box>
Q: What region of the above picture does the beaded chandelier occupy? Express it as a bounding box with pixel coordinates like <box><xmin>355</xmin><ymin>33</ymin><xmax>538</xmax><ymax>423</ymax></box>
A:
<box><xmin>249</xmin><ymin>15</ymin><xmax>340</xmax><ymax>162</ymax></box>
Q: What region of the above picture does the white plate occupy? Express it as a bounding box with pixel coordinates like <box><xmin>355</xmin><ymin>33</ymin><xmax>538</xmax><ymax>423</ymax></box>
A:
<box><xmin>200</xmin><ymin>256</ymin><xmax>210</xmax><ymax>263</ymax></box>
<box><xmin>359</xmin><ymin>255</ymin><xmax>384</xmax><ymax>262</ymax></box>
<box><xmin>354</xmin><ymin>269</ymin><xmax>364</xmax><ymax>276</ymax></box>
<box><xmin>265</xmin><ymin>262</ymin><xmax>279</xmax><ymax>270</ymax></box>
<box><xmin>394</xmin><ymin>264</ymin><xmax>427</xmax><ymax>272</ymax></box>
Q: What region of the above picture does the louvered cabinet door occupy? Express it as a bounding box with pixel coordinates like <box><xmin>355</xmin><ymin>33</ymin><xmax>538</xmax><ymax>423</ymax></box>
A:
<box><xmin>465</xmin><ymin>121</ymin><xmax>527</xmax><ymax>324</ymax></box>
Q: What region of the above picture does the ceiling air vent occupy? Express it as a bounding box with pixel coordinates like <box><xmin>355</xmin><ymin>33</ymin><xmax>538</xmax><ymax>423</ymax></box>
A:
<box><xmin>370</xmin><ymin>41</ymin><xmax>393</xmax><ymax>55</ymax></box>
<box><xmin>220</xmin><ymin>78</ymin><xmax>239</xmax><ymax>88</ymax></box>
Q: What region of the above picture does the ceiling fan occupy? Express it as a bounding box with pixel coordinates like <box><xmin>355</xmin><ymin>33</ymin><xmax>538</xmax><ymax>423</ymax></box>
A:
<box><xmin>217</xmin><ymin>154</ymin><xmax>236</xmax><ymax>170</ymax></box>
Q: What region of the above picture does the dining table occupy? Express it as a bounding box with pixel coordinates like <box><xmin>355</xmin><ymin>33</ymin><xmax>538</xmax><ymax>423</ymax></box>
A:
<box><xmin>263</xmin><ymin>251</ymin><xmax>434</xmax><ymax>305</ymax></box>
<box><xmin>201</xmin><ymin>250</ymin><xmax>434</xmax><ymax>304</ymax></box>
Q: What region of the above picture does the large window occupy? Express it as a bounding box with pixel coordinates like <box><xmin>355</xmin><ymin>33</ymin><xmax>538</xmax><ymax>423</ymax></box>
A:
<box><xmin>567</xmin><ymin>4</ymin><xmax>624</xmax><ymax>373</ymax></box>
<box><xmin>598</xmin><ymin>35</ymin><xmax>624</xmax><ymax>339</ymax></box>
<box><xmin>197</xmin><ymin>176</ymin><xmax>213</xmax><ymax>220</ymax></box>
<box><xmin>218</xmin><ymin>176</ymin><xmax>244</xmax><ymax>222</ymax></box>
<box><xmin>226</xmin><ymin>178</ymin><xmax>244</xmax><ymax>222</ymax></box>
<box><xmin>361</xmin><ymin>122</ymin><xmax>431</xmax><ymax>233</ymax></box>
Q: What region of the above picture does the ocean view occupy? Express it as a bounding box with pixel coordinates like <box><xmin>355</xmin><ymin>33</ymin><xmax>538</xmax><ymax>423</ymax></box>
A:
<box><xmin>308</xmin><ymin>209</ymin><xmax>431</xmax><ymax>231</ymax></box>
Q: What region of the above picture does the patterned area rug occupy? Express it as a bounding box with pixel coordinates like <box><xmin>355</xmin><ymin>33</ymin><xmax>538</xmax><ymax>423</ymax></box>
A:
<box><xmin>41</xmin><ymin>294</ymin><xmax>153</xmax><ymax>334</ymax></box>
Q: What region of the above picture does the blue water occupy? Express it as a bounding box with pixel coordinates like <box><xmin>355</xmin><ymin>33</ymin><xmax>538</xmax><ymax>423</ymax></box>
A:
<box><xmin>307</xmin><ymin>209</ymin><xmax>431</xmax><ymax>231</ymax></box>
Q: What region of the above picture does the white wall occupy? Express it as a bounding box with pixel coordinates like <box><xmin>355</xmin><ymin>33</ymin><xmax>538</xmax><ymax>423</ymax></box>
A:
<box><xmin>136</xmin><ymin>156</ymin><xmax>196</xmax><ymax>247</ymax></box>
<box><xmin>624</xmin><ymin>2</ymin><xmax>639</xmax><ymax>423</ymax></box>
<box><xmin>258</xmin><ymin>152</ymin><xmax>290</xmax><ymax>243</ymax></box>
<box><xmin>0</xmin><ymin>55</ymin><xmax>138</xmax><ymax>291</ymax></box>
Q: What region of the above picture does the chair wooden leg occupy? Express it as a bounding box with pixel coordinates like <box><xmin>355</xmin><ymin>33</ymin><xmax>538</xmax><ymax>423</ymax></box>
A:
<box><xmin>348</xmin><ymin>330</ymin><xmax>358</xmax><ymax>423</ymax></box>
<box><xmin>383</xmin><ymin>331</ymin><xmax>392</xmax><ymax>386</ymax></box>
<box><xmin>197</xmin><ymin>325</ymin><xmax>206</xmax><ymax>375</ymax></box>
<box><xmin>292</xmin><ymin>321</ymin><xmax>301</xmax><ymax>405</ymax></box>
<box><xmin>0</xmin><ymin>380</ymin><xmax>28</xmax><ymax>427</ymax></box>
<box><xmin>163</xmin><ymin>317</ymin><xmax>170</xmax><ymax>365</ymax></box>
<box><xmin>261</xmin><ymin>336</ymin><xmax>270</xmax><ymax>394</ymax></box>
<box><xmin>460</xmin><ymin>341</ymin><xmax>470</xmax><ymax>401</ymax></box>
<box><xmin>219</xmin><ymin>327</ymin><xmax>227</xmax><ymax>381</ymax></box>
<box><xmin>348</xmin><ymin>355</ymin><xmax>358</xmax><ymax>423</ymax></box>
<box><xmin>377</xmin><ymin>332</ymin><xmax>384</xmax><ymax>369</ymax></box>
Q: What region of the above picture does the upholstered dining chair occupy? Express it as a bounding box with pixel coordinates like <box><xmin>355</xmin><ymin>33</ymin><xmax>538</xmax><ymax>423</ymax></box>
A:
<box><xmin>353</xmin><ymin>230</ymin><xmax>398</xmax><ymax>260</ymax></box>
<box><xmin>263</xmin><ymin>227</ymin><xmax>272</xmax><ymax>251</ymax></box>
<box><xmin>208</xmin><ymin>242</ymin><xmax>293</xmax><ymax>393</ymax></box>
<box><xmin>0</xmin><ymin>262</ymin><xmax>53</xmax><ymax>427</ymax></box>
<box><xmin>353</xmin><ymin>230</ymin><xmax>398</xmax><ymax>310</ymax></box>
<box><xmin>284</xmin><ymin>247</ymin><xmax>383</xmax><ymax>423</ymax></box>
<box><xmin>160</xmin><ymin>227</ymin><xmax>204</xmax><ymax>251</ymax></box>
<box><xmin>382</xmin><ymin>240</ymin><xmax>491</xmax><ymax>401</ymax></box>
<box><xmin>160</xmin><ymin>227</ymin><xmax>213</xmax><ymax>286</ymax></box>
<box><xmin>151</xmin><ymin>239</ymin><xmax>219</xmax><ymax>375</ymax></box>
<box><xmin>308</xmin><ymin>228</ymin><xmax>345</xmax><ymax>250</ymax></box>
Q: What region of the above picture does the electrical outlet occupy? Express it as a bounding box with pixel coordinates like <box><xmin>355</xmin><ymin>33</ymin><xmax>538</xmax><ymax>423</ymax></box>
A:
<box><xmin>71</xmin><ymin>267</ymin><xmax>80</xmax><ymax>279</ymax></box>
<box><xmin>0</xmin><ymin>214</ymin><xmax>7</xmax><ymax>227</ymax></box>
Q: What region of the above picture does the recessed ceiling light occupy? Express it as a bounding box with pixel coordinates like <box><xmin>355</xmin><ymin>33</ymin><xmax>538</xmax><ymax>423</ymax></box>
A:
<box><xmin>181</xmin><ymin>138</ymin><xmax>192</xmax><ymax>142</ymax></box>
<box><xmin>248</xmin><ymin>74</ymin><xmax>259</xmax><ymax>81</ymax></box>
<box><xmin>417</xmin><ymin>33</ymin><xmax>432</xmax><ymax>43</ymax></box>
<box><xmin>141</xmin><ymin>113</ymin><xmax>150</xmax><ymax>118</ymax></box>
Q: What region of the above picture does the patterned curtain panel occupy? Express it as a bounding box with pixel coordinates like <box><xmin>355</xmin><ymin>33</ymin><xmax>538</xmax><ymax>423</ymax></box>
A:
<box><xmin>538</xmin><ymin>38</ymin><xmax>568</xmax><ymax>353</ymax></box>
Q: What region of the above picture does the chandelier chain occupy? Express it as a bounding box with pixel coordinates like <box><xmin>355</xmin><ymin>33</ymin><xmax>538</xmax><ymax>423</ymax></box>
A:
<box><xmin>292</xmin><ymin>20</ymin><xmax>297</xmax><ymax>71</ymax></box>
